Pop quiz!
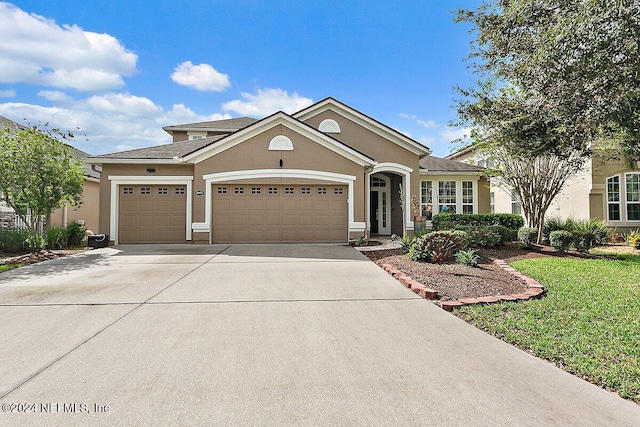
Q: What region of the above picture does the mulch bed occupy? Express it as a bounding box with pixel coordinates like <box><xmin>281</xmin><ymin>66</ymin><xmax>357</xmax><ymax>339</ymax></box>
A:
<box><xmin>364</xmin><ymin>245</ymin><xmax>551</xmax><ymax>301</ymax></box>
<box><xmin>0</xmin><ymin>249</ymin><xmax>89</xmax><ymax>267</ymax></box>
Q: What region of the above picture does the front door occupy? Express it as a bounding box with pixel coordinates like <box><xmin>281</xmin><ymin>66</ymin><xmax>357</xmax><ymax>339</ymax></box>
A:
<box><xmin>370</xmin><ymin>191</ymin><xmax>379</xmax><ymax>234</ymax></box>
<box><xmin>370</xmin><ymin>174</ymin><xmax>391</xmax><ymax>235</ymax></box>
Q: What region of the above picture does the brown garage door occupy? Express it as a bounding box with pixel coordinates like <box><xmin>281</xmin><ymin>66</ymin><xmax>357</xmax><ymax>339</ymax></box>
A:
<box><xmin>119</xmin><ymin>185</ymin><xmax>187</xmax><ymax>243</ymax></box>
<box><xmin>212</xmin><ymin>184</ymin><xmax>347</xmax><ymax>243</ymax></box>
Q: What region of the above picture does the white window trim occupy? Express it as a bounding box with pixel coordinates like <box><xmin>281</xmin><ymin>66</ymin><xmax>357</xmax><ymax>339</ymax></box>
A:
<box><xmin>108</xmin><ymin>176</ymin><xmax>193</xmax><ymax>245</ymax></box>
<box><xmin>319</xmin><ymin>118</ymin><xmax>341</xmax><ymax>133</ymax></box>
<box><xmin>606</xmin><ymin>175</ymin><xmax>621</xmax><ymax>222</ymax></box>
<box><xmin>187</xmin><ymin>131</ymin><xmax>207</xmax><ymax>140</ymax></box>
<box><xmin>201</xmin><ymin>169</ymin><xmax>359</xmax><ymax>243</ymax></box>
<box><xmin>624</xmin><ymin>172</ymin><xmax>640</xmax><ymax>222</ymax></box>
<box><xmin>420</xmin><ymin>179</ymin><xmax>478</xmax><ymax>217</ymax></box>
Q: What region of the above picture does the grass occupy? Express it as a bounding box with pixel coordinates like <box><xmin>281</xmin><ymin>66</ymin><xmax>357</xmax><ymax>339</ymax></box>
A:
<box><xmin>456</xmin><ymin>256</ymin><xmax>640</xmax><ymax>403</ymax></box>
<box><xmin>0</xmin><ymin>262</ymin><xmax>27</xmax><ymax>273</ymax></box>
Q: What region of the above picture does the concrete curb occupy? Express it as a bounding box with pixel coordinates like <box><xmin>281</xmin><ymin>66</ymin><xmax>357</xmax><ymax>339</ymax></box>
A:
<box><xmin>380</xmin><ymin>260</ymin><xmax>546</xmax><ymax>312</ymax></box>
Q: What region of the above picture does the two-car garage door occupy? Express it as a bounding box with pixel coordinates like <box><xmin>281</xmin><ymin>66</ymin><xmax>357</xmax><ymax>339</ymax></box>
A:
<box><xmin>118</xmin><ymin>183</ymin><xmax>348</xmax><ymax>243</ymax></box>
<box><xmin>212</xmin><ymin>184</ymin><xmax>347</xmax><ymax>243</ymax></box>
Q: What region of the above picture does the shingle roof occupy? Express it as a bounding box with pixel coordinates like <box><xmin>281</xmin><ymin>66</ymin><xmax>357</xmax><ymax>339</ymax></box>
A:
<box><xmin>419</xmin><ymin>155</ymin><xmax>484</xmax><ymax>172</ymax></box>
<box><xmin>162</xmin><ymin>117</ymin><xmax>258</xmax><ymax>132</ymax></box>
<box><xmin>0</xmin><ymin>115</ymin><xmax>26</xmax><ymax>133</ymax></box>
<box><xmin>94</xmin><ymin>135</ymin><xmax>227</xmax><ymax>160</ymax></box>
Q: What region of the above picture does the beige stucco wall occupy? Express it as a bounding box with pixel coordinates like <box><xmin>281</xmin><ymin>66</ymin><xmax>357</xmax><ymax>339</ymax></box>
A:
<box><xmin>49</xmin><ymin>179</ymin><xmax>100</xmax><ymax>232</ymax></box>
<box><xmin>193</xmin><ymin>125</ymin><xmax>368</xmax><ymax>228</ymax></box>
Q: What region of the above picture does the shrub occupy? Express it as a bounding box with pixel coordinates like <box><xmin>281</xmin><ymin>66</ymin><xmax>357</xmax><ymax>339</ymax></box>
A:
<box><xmin>449</xmin><ymin>230</ymin><xmax>470</xmax><ymax>249</ymax></box>
<box><xmin>625</xmin><ymin>229</ymin><xmax>640</xmax><ymax>249</ymax></box>
<box><xmin>431</xmin><ymin>213</ymin><xmax>524</xmax><ymax>231</ymax></box>
<box><xmin>466</xmin><ymin>227</ymin><xmax>502</xmax><ymax>247</ymax></box>
<box><xmin>46</xmin><ymin>226</ymin><xmax>67</xmax><ymax>250</ymax></box>
<box><xmin>408</xmin><ymin>231</ymin><xmax>462</xmax><ymax>263</ymax></box>
<box><xmin>574</xmin><ymin>218</ymin><xmax>610</xmax><ymax>246</ymax></box>
<box><xmin>518</xmin><ymin>227</ymin><xmax>538</xmax><ymax>248</ymax></box>
<box><xmin>572</xmin><ymin>230</ymin><xmax>595</xmax><ymax>252</ymax></box>
<box><xmin>542</xmin><ymin>216</ymin><xmax>568</xmax><ymax>240</ymax></box>
<box><xmin>455</xmin><ymin>249</ymin><xmax>481</xmax><ymax>267</ymax></box>
<box><xmin>65</xmin><ymin>222</ymin><xmax>86</xmax><ymax>247</ymax></box>
<box><xmin>0</xmin><ymin>228</ymin><xmax>29</xmax><ymax>254</ymax></box>
<box><xmin>549</xmin><ymin>230</ymin><xmax>573</xmax><ymax>252</ymax></box>
<box><xmin>25</xmin><ymin>234</ymin><xmax>45</xmax><ymax>252</ymax></box>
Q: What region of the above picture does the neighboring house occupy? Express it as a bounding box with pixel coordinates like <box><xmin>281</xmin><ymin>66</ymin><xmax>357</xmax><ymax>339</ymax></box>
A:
<box><xmin>0</xmin><ymin>116</ymin><xmax>100</xmax><ymax>232</ymax></box>
<box><xmin>88</xmin><ymin>97</ymin><xmax>490</xmax><ymax>244</ymax></box>
<box><xmin>447</xmin><ymin>145</ymin><xmax>640</xmax><ymax>232</ymax></box>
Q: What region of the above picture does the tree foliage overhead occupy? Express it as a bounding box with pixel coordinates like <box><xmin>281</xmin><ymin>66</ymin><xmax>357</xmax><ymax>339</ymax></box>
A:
<box><xmin>455</xmin><ymin>0</ymin><xmax>640</xmax><ymax>160</ymax></box>
<box><xmin>0</xmin><ymin>125</ymin><xmax>85</xmax><ymax>241</ymax></box>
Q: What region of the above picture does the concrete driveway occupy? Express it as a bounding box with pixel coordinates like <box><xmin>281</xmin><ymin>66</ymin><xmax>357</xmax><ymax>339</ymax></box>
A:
<box><xmin>0</xmin><ymin>244</ymin><xmax>638</xmax><ymax>426</ymax></box>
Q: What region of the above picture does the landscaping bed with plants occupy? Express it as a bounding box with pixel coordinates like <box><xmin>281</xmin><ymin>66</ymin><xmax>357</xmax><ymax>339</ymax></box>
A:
<box><xmin>365</xmin><ymin>245</ymin><xmax>533</xmax><ymax>300</ymax></box>
<box><xmin>0</xmin><ymin>223</ymin><xmax>89</xmax><ymax>273</ymax></box>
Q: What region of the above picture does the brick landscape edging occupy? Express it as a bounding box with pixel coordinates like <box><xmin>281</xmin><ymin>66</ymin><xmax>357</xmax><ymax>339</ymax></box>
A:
<box><xmin>380</xmin><ymin>259</ymin><xmax>545</xmax><ymax>311</ymax></box>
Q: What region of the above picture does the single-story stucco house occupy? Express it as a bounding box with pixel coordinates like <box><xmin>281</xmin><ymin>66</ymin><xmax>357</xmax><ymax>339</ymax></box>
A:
<box><xmin>88</xmin><ymin>98</ymin><xmax>489</xmax><ymax>244</ymax></box>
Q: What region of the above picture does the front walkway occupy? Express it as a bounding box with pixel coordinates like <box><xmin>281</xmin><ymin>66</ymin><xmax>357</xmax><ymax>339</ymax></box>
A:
<box><xmin>0</xmin><ymin>244</ymin><xmax>638</xmax><ymax>426</ymax></box>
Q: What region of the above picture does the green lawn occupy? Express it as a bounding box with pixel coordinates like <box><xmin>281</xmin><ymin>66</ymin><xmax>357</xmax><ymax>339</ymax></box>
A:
<box><xmin>456</xmin><ymin>256</ymin><xmax>640</xmax><ymax>403</ymax></box>
<box><xmin>0</xmin><ymin>263</ymin><xmax>27</xmax><ymax>273</ymax></box>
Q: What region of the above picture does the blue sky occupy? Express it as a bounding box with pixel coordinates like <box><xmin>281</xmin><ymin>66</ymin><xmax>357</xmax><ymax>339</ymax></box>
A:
<box><xmin>0</xmin><ymin>0</ymin><xmax>481</xmax><ymax>156</ymax></box>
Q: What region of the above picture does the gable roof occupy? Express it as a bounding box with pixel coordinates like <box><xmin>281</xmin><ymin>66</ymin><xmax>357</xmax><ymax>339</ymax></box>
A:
<box><xmin>182</xmin><ymin>111</ymin><xmax>375</xmax><ymax>167</ymax></box>
<box><xmin>162</xmin><ymin>117</ymin><xmax>258</xmax><ymax>134</ymax></box>
<box><xmin>419</xmin><ymin>155</ymin><xmax>484</xmax><ymax>173</ymax></box>
<box><xmin>293</xmin><ymin>97</ymin><xmax>431</xmax><ymax>157</ymax></box>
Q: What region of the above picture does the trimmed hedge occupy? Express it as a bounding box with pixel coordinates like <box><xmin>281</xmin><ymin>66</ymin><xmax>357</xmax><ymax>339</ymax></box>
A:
<box><xmin>432</xmin><ymin>213</ymin><xmax>524</xmax><ymax>231</ymax></box>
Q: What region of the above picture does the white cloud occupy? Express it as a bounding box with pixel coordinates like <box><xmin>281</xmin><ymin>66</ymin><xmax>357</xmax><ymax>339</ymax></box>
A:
<box><xmin>0</xmin><ymin>88</ymin><xmax>15</xmax><ymax>97</ymax></box>
<box><xmin>171</xmin><ymin>61</ymin><xmax>230</xmax><ymax>92</ymax></box>
<box><xmin>0</xmin><ymin>94</ymin><xmax>231</xmax><ymax>155</ymax></box>
<box><xmin>399</xmin><ymin>112</ymin><xmax>439</xmax><ymax>129</ymax></box>
<box><xmin>222</xmin><ymin>88</ymin><xmax>313</xmax><ymax>116</ymax></box>
<box><xmin>38</xmin><ymin>90</ymin><xmax>71</xmax><ymax>102</ymax></box>
<box><xmin>440</xmin><ymin>127</ymin><xmax>472</xmax><ymax>143</ymax></box>
<box><xmin>0</xmin><ymin>3</ymin><xmax>137</xmax><ymax>91</ymax></box>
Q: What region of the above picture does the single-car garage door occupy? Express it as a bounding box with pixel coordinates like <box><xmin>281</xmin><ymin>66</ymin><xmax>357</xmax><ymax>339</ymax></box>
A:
<box><xmin>119</xmin><ymin>185</ymin><xmax>187</xmax><ymax>243</ymax></box>
<box><xmin>212</xmin><ymin>184</ymin><xmax>347</xmax><ymax>243</ymax></box>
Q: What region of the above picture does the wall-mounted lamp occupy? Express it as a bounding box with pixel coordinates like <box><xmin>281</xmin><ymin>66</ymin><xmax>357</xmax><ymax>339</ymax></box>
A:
<box><xmin>146</xmin><ymin>168</ymin><xmax>155</xmax><ymax>173</ymax></box>
<box><xmin>279</xmin><ymin>159</ymin><xmax>283</xmax><ymax>168</ymax></box>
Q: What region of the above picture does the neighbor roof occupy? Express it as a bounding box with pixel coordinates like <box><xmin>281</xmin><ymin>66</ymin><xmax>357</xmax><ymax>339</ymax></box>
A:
<box><xmin>419</xmin><ymin>155</ymin><xmax>484</xmax><ymax>172</ymax></box>
<box><xmin>162</xmin><ymin>117</ymin><xmax>258</xmax><ymax>134</ymax></box>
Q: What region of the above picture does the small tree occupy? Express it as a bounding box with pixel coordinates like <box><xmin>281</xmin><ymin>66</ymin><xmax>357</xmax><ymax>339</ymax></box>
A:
<box><xmin>0</xmin><ymin>125</ymin><xmax>85</xmax><ymax>252</ymax></box>
<box><xmin>487</xmin><ymin>146</ymin><xmax>585</xmax><ymax>243</ymax></box>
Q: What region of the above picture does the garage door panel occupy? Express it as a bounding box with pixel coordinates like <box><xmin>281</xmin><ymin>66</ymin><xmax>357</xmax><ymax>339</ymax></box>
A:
<box><xmin>212</xmin><ymin>184</ymin><xmax>347</xmax><ymax>243</ymax></box>
<box><xmin>118</xmin><ymin>185</ymin><xmax>187</xmax><ymax>244</ymax></box>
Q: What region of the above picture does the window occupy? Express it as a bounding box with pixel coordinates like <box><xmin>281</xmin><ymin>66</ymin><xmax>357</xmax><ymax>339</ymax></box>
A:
<box><xmin>333</xmin><ymin>187</ymin><xmax>343</xmax><ymax>195</ymax></box>
<box><xmin>438</xmin><ymin>181</ymin><xmax>456</xmax><ymax>213</ymax></box>
<box><xmin>490</xmin><ymin>192</ymin><xmax>495</xmax><ymax>214</ymax></box>
<box><xmin>190</xmin><ymin>135</ymin><xmax>203</xmax><ymax>140</ymax></box>
<box><xmin>462</xmin><ymin>181</ymin><xmax>474</xmax><ymax>214</ymax></box>
<box><xmin>626</xmin><ymin>173</ymin><xmax>640</xmax><ymax>220</ymax></box>
<box><xmin>284</xmin><ymin>187</ymin><xmax>295</xmax><ymax>195</ymax></box>
<box><xmin>140</xmin><ymin>188</ymin><xmax>151</xmax><ymax>195</ymax></box>
<box><xmin>511</xmin><ymin>189</ymin><xmax>522</xmax><ymax>215</ymax></box>
<box><xmin>175</xmin><ymin>187</ymin><xmax>185</xmax><ymax>195</ymax></box>
<box><xmin>217</xmin><ymin>186</ymin><xmax>227</xmax><ymax>194</ymax></box>
<box><xmin>477</xmin><ymin>159</ymin><xmax>486</xmax><ymax>168</ymax></box>
<box><xmin>234</xmin><ymin>187</ymin><xmax>245</xmax><ymax>194</ymax></box>
<box><xmin>268</xmin><ymin>187</ymin><xmax>278</xmax><ymax>194</ymax></box>
<box><xmin>158</xmin><ymin>188</ymin><xmax>168</xmax><ymax>195</ymax></box>
<box><xmin>607</xmin><ymin>176</ymin><xmax>621</xmax><ymax>220</ymax></box>
<box><xmin>317</xmin><ymin>187</ymin><xmax>327</xmax><ymax>194</ymax></box>
<box><xmin>123</xmin><ymin>187</ymin><xmax>133</xmax><ymax>195</ymax></box>
<box><xmin>420</xmin><ymin>181</ymin><xmax>433</xmax><ymax>217</ymax></box>
<box><xmin>251</xmin><ymin>187</ymin><xmax>261</xmax><ymax>194</ymax></box>
<box><xmin>301</xmin><ymin>187</ymin><xmax>311</xmax><ymax>195</ymax></box>
<box><xmin>371</xmin><ymin>177</ymin><xmax>386</xmax><ymax>187</ymax></box>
